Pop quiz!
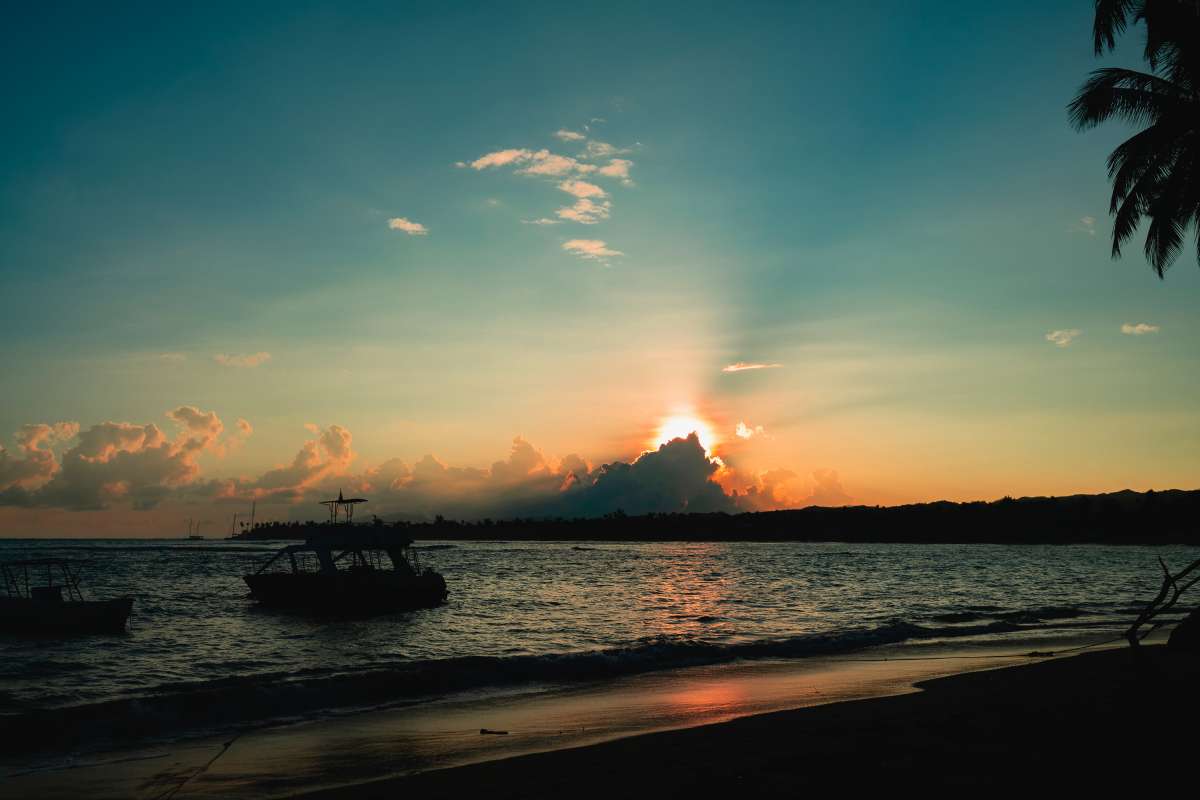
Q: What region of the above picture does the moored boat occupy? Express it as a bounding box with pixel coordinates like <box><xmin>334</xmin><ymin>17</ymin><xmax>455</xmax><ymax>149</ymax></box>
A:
<box><xmin>243</xmin><ymin>492</ymin><xmax>448</xmax><ymax>614</ymax></box>
<box><xmin>0</xmin><ymin>559</ymin><xmax>134</xmax><ymax>635</ymax></box>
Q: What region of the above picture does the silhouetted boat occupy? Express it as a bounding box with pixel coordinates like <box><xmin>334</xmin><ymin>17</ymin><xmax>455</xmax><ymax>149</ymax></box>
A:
<box><xmin>243</xmin><ymin>492</ymin><xmax>448</xmax><ymax>613</ymax></box>
<box><xmin>0</xmin><ymin>559</ymin><xmax>134</xmax><ymax>635</ymax></box>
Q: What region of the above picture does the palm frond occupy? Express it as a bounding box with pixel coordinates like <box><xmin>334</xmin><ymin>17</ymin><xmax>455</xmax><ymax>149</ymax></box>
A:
<box><xmin>1093</xmin><ymin>0</ymin><xmax>1143</xmax><ymax>54</ymax></box>
<box><xmin>1068</xmin><ymin>68</ymin><xmax>1185</xmax><ymax>130</ymax></box>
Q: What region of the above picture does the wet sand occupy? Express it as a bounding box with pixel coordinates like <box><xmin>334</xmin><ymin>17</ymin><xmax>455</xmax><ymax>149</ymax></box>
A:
<box><xmin>297</xmin><ymin>645</ymin><xmax>1199</xmax><ymax>797</ymax></box>
<box><xmin>5</xmin><ymin>644</ymin><xmax>1193</xmax><ymax>798</ymax></box>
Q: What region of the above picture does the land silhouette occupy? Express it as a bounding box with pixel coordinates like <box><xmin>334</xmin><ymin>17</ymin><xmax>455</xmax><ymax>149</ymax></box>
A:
<box><xmin>235</xmin><ymin>487</ymin><xmax>1200</xmax><ymax>545</ymax></box>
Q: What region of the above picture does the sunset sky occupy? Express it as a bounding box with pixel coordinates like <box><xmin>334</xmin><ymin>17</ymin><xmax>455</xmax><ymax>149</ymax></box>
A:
<box><xmin>2</xmin><ymin>1</ymin><xmax>1198</xmax><ymax>536</ymax></box>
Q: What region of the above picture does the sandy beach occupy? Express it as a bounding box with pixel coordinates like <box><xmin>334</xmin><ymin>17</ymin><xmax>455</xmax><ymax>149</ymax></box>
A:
<box><xmin>8</xmin><ymin>641</ymin><xmax>1195</xmax><ymax>798</ymax></box>
<box><xmin>297</xmin><ymin>645</ymin><xmax>1199</xmax><ymax>797</ymax></box>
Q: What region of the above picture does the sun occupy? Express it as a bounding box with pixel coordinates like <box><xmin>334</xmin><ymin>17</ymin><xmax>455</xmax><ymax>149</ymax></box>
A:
<box><xmin>652</xmin><ymin>413</ymin><xmax>718</xmax><ymax>453</ymax></box>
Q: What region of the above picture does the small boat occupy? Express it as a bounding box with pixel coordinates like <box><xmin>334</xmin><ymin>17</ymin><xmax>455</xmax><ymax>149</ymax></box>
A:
<box><xmin>186</xmin><ymin>535</ymin><xmax>204</xmax><ymax>541</ymax></box>
<box><xmin>243</xmin><ymin>492</ymin><xmax>448</xmax><ymax>614</ymax></box>
<box><xmin>0</xmin><ymin>559</ymin><xmax>134</xmax><ymax>635</ymax></box>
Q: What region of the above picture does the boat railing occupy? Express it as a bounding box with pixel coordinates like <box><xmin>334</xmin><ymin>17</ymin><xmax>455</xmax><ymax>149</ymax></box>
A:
<box><xmin>1</xmin><ymin>560</ymin><xmax>86</xmax><ymax>602</ymax></box>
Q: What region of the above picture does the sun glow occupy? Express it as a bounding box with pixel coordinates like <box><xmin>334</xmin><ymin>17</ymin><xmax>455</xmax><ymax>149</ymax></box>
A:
<box><xmin>653</xmin><ymin>413</ymin><xmax>718</xmax><ymax>453</ymax></box>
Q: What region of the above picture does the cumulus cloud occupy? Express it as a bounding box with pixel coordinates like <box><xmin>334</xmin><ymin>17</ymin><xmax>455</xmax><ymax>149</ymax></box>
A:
<box><xmin>722</xmin><ymin>362</ymin><xmax>782</xmax><ymax>373</ymax></box>
<box><xmin>597</xmin><ymin>159</ymin><xmax>633</xmax><ymax>184</ymax></box>
<box><xmin>1</xmin><ymin>408</ymin><xmax>229</xmax><ymax>510</ymax></box>
<box><xmin>563</xmin><ymin>239</ymin><xmax>624</xmax><ymax>261</ymax></box>
<box><xmin>1045</xmin><ymin>329</ymin><xmax>1081</xmax><ymax>348</ymax></box>
<box><xmin>555</xmin><ymin>129</ymin><xmax>585</xmax><ymax>141</ymax></box>
<box><xmin>807</xmin><ymin>469</ymin><xmax>853</xmax><ymax>506</ymax></box>
<box><xmin>0</xmin><ymin>422</ymin><xmax>79</xmax><ymax>491</ymax></box>
<box><xmin>387</xmin><ymin>217</ymin><xmax>428</xmax><ymax>235</ymax></box>
<box><xmin>1121</xmin><ymin>322</ymin><xmax>1160</xmax><ymax>335</ymax></box>
<box><xmin>1</xmin><ymin>414</ymin><xmax>820</xmax><ymax>520</ymax></box>
<box><xmin>214</xmin><ymin>352</ymin><xmax>271</xmax><ymax>368</ymax></box>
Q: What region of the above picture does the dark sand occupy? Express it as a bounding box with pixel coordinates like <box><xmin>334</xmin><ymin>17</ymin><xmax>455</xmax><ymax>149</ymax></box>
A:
<box><xmin>299</xmin><ymin>646</ymin><xmax>1199</xmax><ymax>797</ymax></box>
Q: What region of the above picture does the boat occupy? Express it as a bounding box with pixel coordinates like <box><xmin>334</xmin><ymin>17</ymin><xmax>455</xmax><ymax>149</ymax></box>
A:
<box><xmin>243</xmin><ymin>492</ymin><xmax>448</xmax><ymax>614</ymax></box>
<box><xmin>0</xmin><ymin>559</ymin><xmax>134</xmax><ymax>635</ymax></box>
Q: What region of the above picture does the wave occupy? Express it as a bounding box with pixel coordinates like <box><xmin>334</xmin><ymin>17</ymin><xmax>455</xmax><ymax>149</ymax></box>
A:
<box><xmin>0</xmin><ymin>615</ymin><xmax>1037</xmax><ymax>757</ymax></box>
<box><xmin>930</xmin><ymin>605</ymin><xmax>1092</xmax><ymax>625</ymax></box>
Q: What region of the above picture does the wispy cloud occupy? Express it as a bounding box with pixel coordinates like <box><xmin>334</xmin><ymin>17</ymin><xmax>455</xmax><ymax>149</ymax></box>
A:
<box><xmin>387</xmin><ymin>217</ymin><xmax>428</xmax><ymax>235</ymax></box>
<box><xmin>1045</xmin><ymin>329</ymin><xmax>1081</xmax><ymax>347</ymax></box>
<box><xmin>558</xmin><ymin>180</ymin><xmax>607</xmax><ymax>199</ymax></box>
<box><xmin>722</xmin><ymin>362</ymin><xmax>783</xmax><ymax>373</ymax></box>
<box><xmin>735</xmin><ymin>421</ymin><xmax>765</xmax><ymax>439</ymax></box>
<box><xmin>583</xmin><ymin>140</ymin><xmax>629</xmax><ymax>159</ymax></box>
<box><xmin>158</xmin><ymin>352</ymin><xmax>186</xmax><ymax>363</ymax></box>
<box><xmin>563</xmin><ymin>239</ymin><xmax>623</xmax><ymax>261</ymax></box>
<box><xmin>463</xmin><ymin>139</ymin><xmax>636</xmax><ymax>243</ymax></box>
<box><xmin>1121</xmin><ymin>322</ymin><xmax>1160</xmax><ymax>335</ymax></box>
<box><xmin>516</xmin><ymin>149</ymin><xmax>595</xmax><ymax>176</ymax></box>
<box><xmin>214</xmin><ymin>352</ymin><xmax>272</xmax><ymax>368</ymax></box>
<box><xmin>469</xmin><ymin>149</ymin><xmax>532</xmax><ymax>170</ymax></box>
<box><xmin>1069</xmin><ymin>216</ymin><xmax>1097</xmax><ymax>236</ymax></box>
<box><xmin>557</xmin><ymin>198</ymin><xmax>611</xmax><ymax>224</ymax></box>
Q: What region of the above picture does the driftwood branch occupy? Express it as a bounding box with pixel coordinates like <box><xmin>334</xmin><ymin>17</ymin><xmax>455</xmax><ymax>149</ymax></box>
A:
<box><xmin>1126</xmin><ymin>557</ymin><xmax>1200</xmax><ymax>648</ymax></box>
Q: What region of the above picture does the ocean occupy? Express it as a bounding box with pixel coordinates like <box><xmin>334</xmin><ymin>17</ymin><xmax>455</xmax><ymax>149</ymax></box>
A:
<box><xmin>0</xmin><ymin>538</ymin><xmax>1190</xmax><ymax>752</ymax></box>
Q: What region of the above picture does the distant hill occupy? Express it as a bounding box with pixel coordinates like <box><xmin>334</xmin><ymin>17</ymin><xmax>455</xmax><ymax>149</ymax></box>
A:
<box><xmin>356</xmin><ymin>488</ymin><xmax>1200</xmax><ymax>545</ymax></box>
<box><xmin>235</xmin><ymin>489</ymin><xmax>1200</xmax><ymax>545</ymax></box>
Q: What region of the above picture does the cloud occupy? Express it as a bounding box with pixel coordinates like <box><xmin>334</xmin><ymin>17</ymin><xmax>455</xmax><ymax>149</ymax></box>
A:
<box><xmin>556</xmin><ymin>198</ymin><xmax>612</xmax><ymax>224</ymax></box>
<box><xmin>2</xmin><ymin>416</ymin><xmax>822</xmax><ymax>520</ymax></box>
<box><xmin>558</xmin><ymin>180</ymin><xmax>607</xmax><ymax>199</ymax></box>
<box><xmin>470</xmin><ymin>149</ymin><xmax>533</xmax><ymax>170</ymax></box>
<box><xmin>523</xmin><ymin>218</ymin><xmax>561</xmax><ymax>225</ymax></box>
<box><xmin>563</xmin><ymin>239</ymin><xmax>623</xmax><ymax>261</ymax></box>
<box><xmin>516</xmin><ymin>149</ymin><xmax>594</xmax><ymax>177</ymax></box>
<box><xmin>0</xmin><ymin>422</ymin><xmax>78</xmax><ymax>491</ymax></box>
<box><xmin>3</xmin><ymin>408</ymin><xmax>229</xmax><ymax>510</ymax></box>
<box><xmin>807</xmin><ymin>468</ymin><xmax>853</xmax><ymax>506</ymax></box>
<box><xmin>583</xmin><ymin>141</ymin><xmax>629</xmax><ymax>159</ymax></box>
<box><xmin>597</xmin><ymin>159</ymin><xmax>633</xmax><ymax>184</ymax></box>
<box><xmin>158</xmin><ymin>353</ymin><xmax>186</xmax><ymax>363</ymax></box>
<box><xmin>1045</xmin><ymin>329</ymin><xmax>1081</xmax><ymax>347</ymax></box>
<box><xmin>1121</xmin><ymin>322</ymin><xmax>1160</xmax><ymax>335</ymax></box>
<box><xmin>735</xmin><ymin>421</ymin><xmax>765</xmax><ymax>439</ymax></box>
<box><xmin>463</xmin><ymin>142</ymin><xmax>635</xmax><ymax>228</ymax></box>
<box><xmin>555</xmin><ymin>129</ymin><xmax>585</xmax><ymax>141</ymax></box>
<box><xmin>387</xmin><ymin>217</ymin><xmax>428</xmax><ymax>235</ymax></box>
<box><xmin>722</xmin><ymin>362</ymin><xmax>782</xmax><ymax>373</ymax></box>
<box><xmin>214</xmin><ymin>352</ymin><xmax>272</xmax><ymax>368</ymax></box>
<box><xmin>1076</xmin><ymin>216</ymin><xmax>1096</xmax><ymax>236</ymax></box>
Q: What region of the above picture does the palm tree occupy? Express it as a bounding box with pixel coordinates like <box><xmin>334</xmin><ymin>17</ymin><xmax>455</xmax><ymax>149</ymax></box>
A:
<box><xmin>1068</xmin><ymin>1</ymin><xmax>1199</xmax><ymax>277</ymax></box>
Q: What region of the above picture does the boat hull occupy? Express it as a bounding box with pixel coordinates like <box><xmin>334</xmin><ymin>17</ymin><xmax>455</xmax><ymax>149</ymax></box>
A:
<box><xmin>243</xmin><ymin>571</ymin><xmax>448</xmax><ymax>613</ymax></box>
<box><xmin>0</xmin><ymin>596</ymin><xmax>134</xmax><ymax>635</ymax></box>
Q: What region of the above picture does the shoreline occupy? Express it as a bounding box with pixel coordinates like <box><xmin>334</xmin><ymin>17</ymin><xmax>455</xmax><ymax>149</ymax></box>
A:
<box><xmin>3</xmin><ymin>637</ymin><xmax>1168</xmax><ymax>798</ymax></box>
<box><xmin>295</xmin><ymin>644</ymin><xmax>1198</xmax><ymax>797</ymax></box>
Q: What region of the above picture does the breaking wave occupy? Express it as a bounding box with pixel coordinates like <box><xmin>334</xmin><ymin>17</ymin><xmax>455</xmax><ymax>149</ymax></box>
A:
<box><xmin>2</xmin><ymin>615</ymin><xmax>1034</xmax><ymax>757</ymax></box>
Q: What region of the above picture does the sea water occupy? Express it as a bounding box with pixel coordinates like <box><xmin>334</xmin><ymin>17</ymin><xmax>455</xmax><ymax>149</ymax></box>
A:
<box><xmin>0</xmin><ymin>538</ymin><xmax>1190</xmax><ymax>747</ymax></box>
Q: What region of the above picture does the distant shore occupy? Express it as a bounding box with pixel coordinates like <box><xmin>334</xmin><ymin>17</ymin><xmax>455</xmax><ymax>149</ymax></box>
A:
<box><xmin>230</xmin><ymin>487</ymin><xmax>1200</xmax><ymax>544</ymax></box>
<box><xmin>298</xmin><ymin>645</ymin><xmax>1199</xmax><ymax>796</ymax></box>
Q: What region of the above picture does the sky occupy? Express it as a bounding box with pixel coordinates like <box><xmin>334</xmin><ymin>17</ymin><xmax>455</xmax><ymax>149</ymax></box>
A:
<box><xmin>2</xmin><ymin>1</ymin><xmax>1198</xmax><ymax>536</ymax></box>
